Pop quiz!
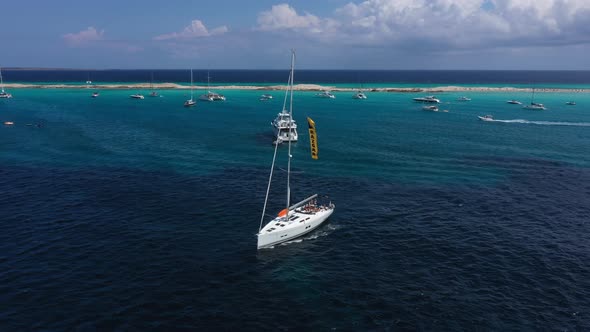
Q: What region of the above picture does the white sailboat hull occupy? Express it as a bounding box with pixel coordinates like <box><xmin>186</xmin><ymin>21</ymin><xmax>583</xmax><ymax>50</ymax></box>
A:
<box><xmin>257</xmin><ymin>206</ymin><xmax>334</xmax><ymax>249</ymax></box>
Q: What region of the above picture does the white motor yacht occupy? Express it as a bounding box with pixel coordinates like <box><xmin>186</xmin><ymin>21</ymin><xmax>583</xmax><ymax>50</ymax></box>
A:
<box><xmin>457</xmin><ymin>96</ymin><xmax>471</xmax><ymax>101</ymax></box>
<box><xmin>413</xmin><ymin>95</ymin><xmax>440</xmax><ymax>103</ymax></box>
<box><xmin>130</xmin><ymin>94</ymin><xmax>145</xmax><ymax>99</ymax></box>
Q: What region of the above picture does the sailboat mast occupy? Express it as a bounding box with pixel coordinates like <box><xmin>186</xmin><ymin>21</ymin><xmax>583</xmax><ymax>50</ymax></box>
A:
<box><xmin>286</xmin><ymin>50</ymin><xmax>295</xmax><ymax>216</ymax></box>
<box><xmin>207</xmin><ymin>71</ymin><xmax>210</xmax><ymax>92</ymax></box>
<box><xmin>0</xmin><ymin>67</ymin><xmax>4</xmax><ymax>92</ymax></box>
<box><xmin>190</xmin><ymin>69</ymin><xmax>194</xmax><ymax>99</ymax></box>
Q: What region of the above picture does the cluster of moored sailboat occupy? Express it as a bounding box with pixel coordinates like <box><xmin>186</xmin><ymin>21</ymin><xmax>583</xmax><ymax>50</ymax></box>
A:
<box><xmin>86</xmin><ymin>69</ymin><xmax>227</xmax><ymax>107</ymax></box>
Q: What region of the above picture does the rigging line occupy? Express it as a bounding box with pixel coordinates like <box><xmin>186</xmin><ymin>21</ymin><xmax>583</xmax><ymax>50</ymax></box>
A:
<box><xmin>286</xmin><ymin>49</ymin><xmax>295</xmax><ymax>219</ymax></box>
<box><xmin>259</xmin><ymin>125</ymin><xmax>281</xmax><ymax>232</ymax></box>
<box><xmin>259</xmin><ymin>64</ymin><xmax>294</xmax><ymax>232</ymax></box>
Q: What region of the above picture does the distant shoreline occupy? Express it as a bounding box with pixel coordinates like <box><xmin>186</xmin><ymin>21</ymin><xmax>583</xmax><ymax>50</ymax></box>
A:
<box><xmin>3</xmin><ymin>83</ymin><xmax>590</xmax><ymax>93</ymax></box>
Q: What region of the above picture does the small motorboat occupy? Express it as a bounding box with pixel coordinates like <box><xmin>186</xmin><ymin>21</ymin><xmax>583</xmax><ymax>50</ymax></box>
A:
<box><xmin>478</xmin><ymin>115</ymin><xmax>494</xmax><ymax>121</ymax></box>
<box><xmin>260</xmin><ymin>94</ymin><xmax>273</xmax><ymax>101</ymax></box>
<box><xmin>4</xmin><ymin>121</ymin><xmax>14</xmax><ymax>126</ymax></box>
<box><xmin>130</xmin><ymin>94</ymin><xmax>145</xmax><ymax>99</ymax></box>
<box><xmin>422</xmin><ymin>105</ymin><xmax>439</xmax><ymax>112</ymax></box>
<box><xmin>507</xmin><ymin>100</ymin><xmax>522</xmax><ymax>105</ymax></box>
<box><xmin>92</xmin><ymin>92</ymin><xmax>99</xmax><ymax>98</ymax></box>
<box><xmin>457</xmin><ymin>96</ymin><xmax>471</xmax><ymax>101</ymax></box>
<box><xmin>566</xmin><ymin>101</ymin><xmax>576</xmax><ymax>105</ymax></box>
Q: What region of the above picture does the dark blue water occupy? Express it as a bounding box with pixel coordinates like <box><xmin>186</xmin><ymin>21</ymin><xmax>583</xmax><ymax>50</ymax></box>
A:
<box><xmin>1</xmin><ymin>84</ymin><xmax>590</xmax><ymax>330</ymax></box>
<box><xmin>4</xmin><ymin>69</ymin><xmax>590</xmax><ymax>85</ymax></box>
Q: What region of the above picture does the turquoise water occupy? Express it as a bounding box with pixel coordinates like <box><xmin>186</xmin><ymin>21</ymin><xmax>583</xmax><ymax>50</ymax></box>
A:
<box><xmin>2</xmin><ymin>88</ymin><xmax>589</xmax><ymax>182</ymax></box>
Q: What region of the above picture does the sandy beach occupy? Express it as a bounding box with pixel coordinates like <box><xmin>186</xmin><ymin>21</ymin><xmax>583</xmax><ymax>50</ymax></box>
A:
<box><xmin>3</xmin><ymin>83</ymin><xmax>590</xmax><ymax>93</ymax></box>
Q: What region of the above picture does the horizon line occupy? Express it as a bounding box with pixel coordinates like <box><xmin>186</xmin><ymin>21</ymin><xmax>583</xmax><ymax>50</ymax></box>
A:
<box><xmin>3</xmin><ymin>67</ymin><xmax>590</xmax><ymax>72</ymax></box>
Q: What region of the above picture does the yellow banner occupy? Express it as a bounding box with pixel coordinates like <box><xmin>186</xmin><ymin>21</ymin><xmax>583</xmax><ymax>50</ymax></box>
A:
<box><xmin>307</xmin><ymin>117</ymin><xmax>318</xmax><ymax>160</ymax></box>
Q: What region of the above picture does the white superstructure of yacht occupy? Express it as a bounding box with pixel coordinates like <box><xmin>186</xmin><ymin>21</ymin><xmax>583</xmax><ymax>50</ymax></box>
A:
<box><xmin>272</xmin><ymin>110</ymin><xmax>298</xmax><ymax>143</ymax></box>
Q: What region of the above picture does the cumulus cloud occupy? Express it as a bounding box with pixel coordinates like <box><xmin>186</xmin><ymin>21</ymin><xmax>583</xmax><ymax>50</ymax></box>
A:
<box><xmin>61</xmin><ymin>26</ymin><xmax>142</xmax><ymax>53</ymax></box>
<box><xmin>62</xmin><ymin>27</ymin><xmax>104</xmax><ymax>46</ymax></box>
<box><xmin>154</xmin><ymin>20</ymin><xmax>228</xmax><ymax>41</ymax></box>
<box><xmin>256</xmin><ymin>0</ymin><xmax>590</xmax><ymax>51</ymax></box>
<box><xmin>257</xmin><ymin>4</ymin><xmax>333</xmax><ymax>33</ymax></box>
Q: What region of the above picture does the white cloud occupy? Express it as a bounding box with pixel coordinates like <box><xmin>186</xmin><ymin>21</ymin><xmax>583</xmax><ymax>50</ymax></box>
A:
<box><xmin>256</xmin><ymin>0</ymin><xmax>590</xmax><ymax>51</ymax></box>
<box><xmin>62</xmin><ymin>27</ymin><xmax>104</xmax><ymax>46</ymax></box>
<box><xmin>61</xmin><ymin>27</ymin><xmax>142</xmax><ymax>53</ymax></box>
<box><xmin>154</xmin><ymin>20</ymin><xmax>229</xmax><ymax>41</ymax></box>
<box><xmin>257</xmin><ymin>4</ymin><xmax>323</xmax><ymax>31</ymax></box>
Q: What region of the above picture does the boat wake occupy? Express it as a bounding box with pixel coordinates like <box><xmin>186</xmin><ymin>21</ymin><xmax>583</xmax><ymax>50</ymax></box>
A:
<box><xmin>486</xmin><ymin>119</ymin><xmax>590</xmax><ymax>127</ymax></box>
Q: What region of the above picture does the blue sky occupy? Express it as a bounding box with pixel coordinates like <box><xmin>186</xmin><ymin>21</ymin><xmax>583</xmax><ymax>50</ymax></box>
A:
<box><xmin>2</xmin><ymin>0</ymin><xmax>590</xmax><ymax>69</ymax></box>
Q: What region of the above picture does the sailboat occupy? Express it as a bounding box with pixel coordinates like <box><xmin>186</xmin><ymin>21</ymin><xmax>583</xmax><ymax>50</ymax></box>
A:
<box><xmin>257</xmin><ymin>50</ymin><xmax>335</xmax><ymax>249</ymax></box>
<box><xmin>0</xmin><ymin>67</ymin><xmax>12</xmax><ymax>99</ymax></box>
<box><xmin>523</xmin><ymin>87</ymin><xmax>546</xmax><ymax>110</ymax></box>
<box><xmin>184</xmin><ymin>69</ymin><xmax>196</xmax><ymax>107</ymax></box>
<box><xmin>149</xmin><ymin>72</ymin><xmax>159</xmax><ymax>97</ymax></box>
<box><xmin>199</xmin><ymin>71</ymin><xmax>226</xmax><ymax>101</ymax></box>
<box><xmin>352</xmin><ymin>82</ymin><xmax>367</xmax><ymax>99</ymax></box>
